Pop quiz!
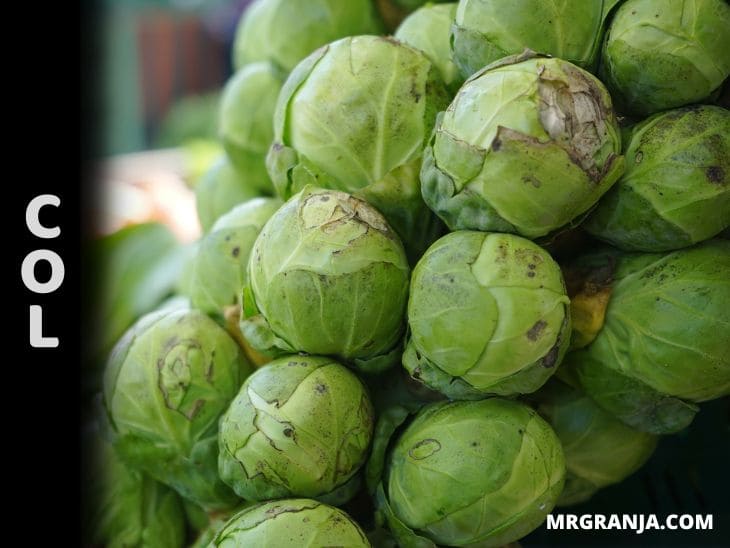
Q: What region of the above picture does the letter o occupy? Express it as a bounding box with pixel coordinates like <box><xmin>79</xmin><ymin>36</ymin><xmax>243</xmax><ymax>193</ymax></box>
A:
<box><xmin>21</xmin><ymin>250</ymin><xmax>65</xmax><ymax>294</ymax></box>
<box><xmin>679</xmin><ymin>515</ymin><xmax>693</xmax><ymax>530</ymax></box>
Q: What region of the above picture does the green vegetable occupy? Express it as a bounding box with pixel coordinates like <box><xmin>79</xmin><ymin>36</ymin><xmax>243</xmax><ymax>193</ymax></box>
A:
<box><xmin>232</xmin><ymin>0</ymin><xmax>382</xmax><ymax>73</ymax></box>
<box><xmin>195</xmin><ymin>157</ymin><xmax>266</xmax><ymax>233</ymax></box>
<box><xmin>534</xmin><ymin>378</ymin><xmax>658</xmax><ymax>506</ymax></box>
<box><xmin>585</xmin><ymin>105</ymin><xmax>730</xmax><ymax>251</ymax></box>
<box><xmin>404</xmin><ymin>231</ymin><xmax>571</xmax><ymax>399</ymax></box>
<box><xmin>563</xmin><ymin>240</ymin><xmax>730</xmax><ymax>434</ymax></box>
<box><xmin>600</xmin><ymin>0</ymin><xmax>730</xmax><ymax>116</ymax></box>
<box><xmin>452</xmin><ymin>0</ymin><xmax>620</xmax><ymax>78</ymax></box>
<box><xmin>267</xmin><ymin>34</ymin><xmax>450</xmax><ymax>262</ymax></box>
<box><xmin>218</xmin><ymin>355</ymin><xmax>374</xmax><ymax>503</ymax></box>
<box><xmin>240</xmin><ymin>186</ymin><xmax>410</xmax><ymax>374</ymax></box>
<box><xmin>88</xmin><ymin>223</ymin><xmax>188</xmax><ymax>368</ymax></box>
<box><xmin>85</xmin><ymin>425</ymin><xmax>186</xmax><ymax>548</ymax></box>
<box><xmin>103</xmin><ymin>307</ymin><xmax>253</xmax><ymax>510</ymax></box>
<box><xmin>208</xmin><ymin>499</ymin><xmax>371</xmax><ymax>547</ymax></box>
<box><xmin>395</xmin><ymin>3</ymin><xmax>462</xmax><ymax>93</ymax></box>
<box><xmin>373</xmin><ymin>399</ymin><xmax>565</xmax><ymax>547</ymax></box>
<box><xmin>421</xmin><ymin>52</ymin><xmax>624</xmax><ymax>238</ymax></box>
<box><xmin>187</xmin><ymin>198</ymin><xmax>281</xmax><ymax>317</ymax></box>
<box><xmin>219</xmin><ymin>62</ymin><xmax>284</xmax><ymax>195</ymax></box>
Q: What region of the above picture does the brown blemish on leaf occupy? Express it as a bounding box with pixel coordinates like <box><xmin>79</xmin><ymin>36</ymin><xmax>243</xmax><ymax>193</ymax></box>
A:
<box><xmin>183</xmin><ymin>399</ymin><xmax>205</xmax><ymax>420</ymax></box>
<box><xmin>541</xmin><ymin>344</ymin><xmax>559</xmax><ymax>368</ymax></box>
<box><xmin>706</xmin><ymin>166</ymin><xmax>725</xmax><ymax>184</ymax></box>
<box><xmin>522</xmin><ymin>175</ymin><xmax>541</xmax><ymax>188</ymax></box>
<box><xmin>535</xmin><ymin>62</ymin><xmax>616</xmax><ymax>182</ymax></box>
<box><xmin>408</xmin><ymin>438</ymin><xmax>441</xmax><ymax>459</ymax></box>
<box><xmin>527</xmin><ymin>320</ymin><xmax>547</xmax><ymax>341</ymax></box>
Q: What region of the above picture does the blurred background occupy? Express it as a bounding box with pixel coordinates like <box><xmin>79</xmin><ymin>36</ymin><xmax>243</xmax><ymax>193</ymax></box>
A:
<box><xmin>93</xmin><ymin>0</ymin><xmax>253</xmax><ymax>240</ymax></box>
<box><xmin>101</xmin><ymin>0</ymin><xmax>248</xmax><ymax>155</ymax></box>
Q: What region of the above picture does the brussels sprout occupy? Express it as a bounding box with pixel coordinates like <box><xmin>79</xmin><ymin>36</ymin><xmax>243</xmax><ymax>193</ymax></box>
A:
<box><xmin>195</xmin><ymin>157</ymin><xmax>265</xmax><ymax>233</ymax></box>
<box><xmin>534</xmin><ymin>379</ymin><xmax>658</xmax><ymax>506</ymax></box>
<box><xmin>600</xmin><ymin>0</ymin><xmax>730</xmax><ymax>116</ymax></box>
<box><xmin>267</xmin><ymin>35</ymin><xmax>450</xmax><ymax>262</ymax></box>
<box><xmin>219</xmin><ymin>63</ymin><xmax>284</xmax><ymax>195</ymax></box>
<box><xmin>585</xmin><ymin>105</ymin><xmax>730</xmax><ymax>251</ymax></box>
<box><xmin>421</xmin><ymin>52</ymin><xmax>624</xmax><ymax>239</ymax></box>
<box><xmin>240</xmin><ymin>186</ymin><xmax>410</xmax><ymax>373</ymax></box>
<box><xmin>85</xmin><ymin>426</ymin><xmax>186</xmax><ymax>548</ymax></box>
<box><xmin>187</xmin><ymin>198</ymin><xmax>281</xmax><ymax>317</ymax></box>
<box><xmin>452</xmin><ymin>0</ymin><xmax>621</xmax><ymax>78</ymax></box>
<box><xmin>563</xmin><ymin>240</ymin><xmax>730</xmax><ymax>434</ymax></box>
<box><xmin>103</xmin><ymin>307</ymin><xmax>254</xmax><ymax>510</ymax></box>
<box><xmin>232</xmin><ymin>0</ymin><xmax>383</xmax><ymax>73</ymax></box>
<box><xmin>404</xmin><ymin>231</ymin><xmax>571</xmax><ymax>399</ymax></box>
<box><xmin>395</xmin><ymin>3</ymin><xmax>462</xmax><ymax>93</ymax></box>
<box><xmin>209</xmin><ymin>499</ymin><xmax>371</xmax><ymax>547</ymax></box>
<box><xmin>218</xmin><ymin>355</ymin><xmax>374</xmax><ymax>504</ymax></box>
<box><xmin>373</xmin><ymin>399</ymin><xmax>565</xmax><ymax>547</ymax></box>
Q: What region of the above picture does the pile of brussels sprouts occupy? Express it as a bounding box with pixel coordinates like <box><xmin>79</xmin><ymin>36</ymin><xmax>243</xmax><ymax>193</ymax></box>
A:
<box><xmin>85</xmin><ymin>0</ymin><xmax>730</xmax><ymax>546</ymax></box>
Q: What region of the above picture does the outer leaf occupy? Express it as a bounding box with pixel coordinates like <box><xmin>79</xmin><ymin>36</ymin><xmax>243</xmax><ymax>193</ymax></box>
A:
<box><xmin>84</xmin><ymin>425</ymin><xmax>186</xmax><ymax>548</ymax></box>
<box><xmin>384</xmin><ymin>399</ymin><xmax>565</xmax><ymax>547</ymax></box>
<box><xmin>395</xmin><ymin>3</ymin><xmax>463</xmax><ymax>93</ymax></box>
<box><xmin>534</xmin><ymin>378</ymin><xmax>658</xmax><ymax>506</ymax></box>
<box><xmin>585</xmin><ymin>105</ymin><xmax>730</xmax><ymax>251</ymax></box>
<box><xmin>89</xmin><ymin>223</ymin><xmax>186</xmax><ymax>366</ymax></box>
<box><xmin>405</xmin><ymin>231</ymin><xmax>571</xmax><ymax>398</ymax></box>
<box><xmin>423</xmin><ymin>54</ymin><xmax>624</xmax><ymax>238</ymax></box>
<box><xmin>452</xmin><ymin>0</ymin><xmax>621</xmax><ymax>78</ymax></box>
<box><xmin>103</xmin><ymin>308</ymin><xmax>253</xmax><ymax>510</ymax></box>
<box><xmin>195</xmin><ymin>157</ymin><xmax>264</xmax><ymax>233</ymax></box>
<box><xmin>600</xmin><ymin>0</ymin><xmax>730</xmax><ymax>115</ymax></box>
<box><xmin>219</xmin><ymin>62</ymin><xmax>283</xmax><ymax>194</ymax></box>
<box><xmin>218</xmin><ymin>356</ymin><xmax>374</xmax><ymax>503</ymax></box>
<box><xmin>188</xmin><ymin>198</ymin><xmax>281</xmax><ymax>316</ymax></box>
<box><xmin>241</xmin><ymin>186</ymin><xmax>410</xmax><ymax>372</ymax></box>
<box><xmin>232</xmin><ymin>0</ymin><xmax>383</xmax><ymax>72</ymax></box>
<box><xmin>210</xmin><ymin>499</ymin><xmax>371</xmax><ymax>546</ymax></box>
